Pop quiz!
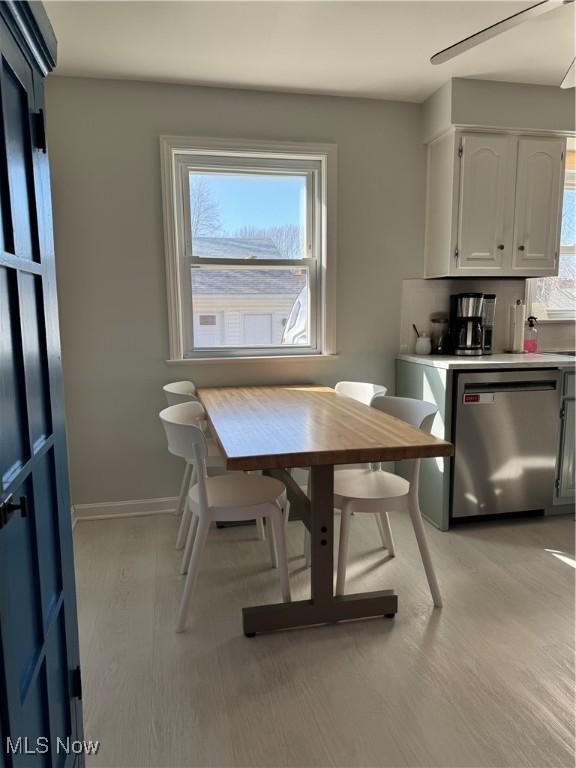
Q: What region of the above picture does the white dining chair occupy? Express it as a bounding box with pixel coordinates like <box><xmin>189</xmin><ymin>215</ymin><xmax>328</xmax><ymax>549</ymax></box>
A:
<box><xmin>333</xmin><ymin>394</ymin><xmax>442</xmax><ymax>607</ymax></box>
<box><xmin>301</xmin><ymin>380</ymin><xmax>388</xmax><ymax>565</ymax></box>
<box><xmin>162</xmin><ymin>381</ymin><xmax>228</xmax><ymax>550</ymax></box>
<box><xmin>163</xmin><ymin>380</ymin><xmax>199</xmax><ymax>406</ymax></box>
<box><xmin>159</xmin><ymin>403</ymin><xmax>291</xmax><ymax>632</ymax></box>
<box><xmin>334</xmin><ymin>380</ymin><xmax>388</xmax><ymax>405</ymax></box>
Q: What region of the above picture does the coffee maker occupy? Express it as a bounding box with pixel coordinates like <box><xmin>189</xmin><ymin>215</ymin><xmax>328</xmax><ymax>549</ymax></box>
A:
<box><xmin>449</xmin><ymin>293</ymin><xmax>485</xmax><ymax>356</ymax></box>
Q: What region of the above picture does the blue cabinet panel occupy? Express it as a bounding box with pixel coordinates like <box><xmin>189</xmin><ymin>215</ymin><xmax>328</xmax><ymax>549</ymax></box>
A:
<box><xmin>0</xmin><ymin>5</ymin><xmax>83</xmax><ymax>766</ymax></box>
<box><xmin>0</xmin><ymin>265</ymin><xmax>29</xmax><ymax>489</ymax></box>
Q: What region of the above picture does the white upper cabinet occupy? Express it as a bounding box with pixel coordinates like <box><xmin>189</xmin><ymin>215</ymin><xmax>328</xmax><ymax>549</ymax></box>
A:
<box><xmin>424</xmin><ymin>131</ymin><xmax>566</xmax><ymax>278</ymax></box>
<box><xmin>456</xmin><ymin>134</ymin><xmax>514</xmax><ymax>271</ymax></box>
<box><xmin>512</xmin><ymin>137</ymin><xmax>565</xmax><ymax>275</ymax></box>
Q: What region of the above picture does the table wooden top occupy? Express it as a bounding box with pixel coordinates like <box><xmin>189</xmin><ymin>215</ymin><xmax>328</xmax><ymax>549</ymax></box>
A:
<box><xmin>197</xmin><ymin>385</ymin><xmax>453</xmax><ymax>471</ymax></box>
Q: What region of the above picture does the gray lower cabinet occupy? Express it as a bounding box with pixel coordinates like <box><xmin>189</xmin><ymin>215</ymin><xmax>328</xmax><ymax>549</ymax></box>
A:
<box><xmin>396</xmin><ymin>360</ymin><xmax>453</xmax><ymax>530</ymax></box>
<box><xmin>555</xmin><ymin>372</ymin><xmax>575</xmax><ymax>506</ymax></box>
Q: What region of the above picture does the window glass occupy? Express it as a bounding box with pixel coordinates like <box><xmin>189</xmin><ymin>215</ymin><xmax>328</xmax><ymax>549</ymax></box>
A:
<box><xmin>531</xmin><ymin>145</ymin><xmax>576</xmax><ymax>320</ymax></box>
<box><xmin>191</xmin><ymin>265</ymin><xmax>309</xmax><ymax>348</ymax></box>
<box><xmin>189</xmin><ymin>172</ymin><xmax>307</xmax><ymax>260</ymax></box>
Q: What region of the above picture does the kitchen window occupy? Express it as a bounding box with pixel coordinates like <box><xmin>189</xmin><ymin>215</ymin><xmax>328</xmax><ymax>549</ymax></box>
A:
<box><xmin>529</xmin><ymin>142</ymin><xmax>576</xmax><ymax>321</ymax></box>
<box><xmin>160</xmin><ymin>136</ymin><xmax>336</xmax><ymax>360</ymax></box>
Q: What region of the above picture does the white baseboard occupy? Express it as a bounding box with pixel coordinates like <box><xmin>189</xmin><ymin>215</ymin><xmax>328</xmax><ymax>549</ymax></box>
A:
<box><xmin>73</xmin><ymin>497</ymin><xmax>178</xmax><ymax>522</ymax></box>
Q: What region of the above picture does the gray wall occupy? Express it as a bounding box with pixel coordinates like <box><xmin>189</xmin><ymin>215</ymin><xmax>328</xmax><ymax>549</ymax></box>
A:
<box><xmin>45</xmin><ymin>76</ymin><xmax>425</xmax><ymax>506</ymax></box>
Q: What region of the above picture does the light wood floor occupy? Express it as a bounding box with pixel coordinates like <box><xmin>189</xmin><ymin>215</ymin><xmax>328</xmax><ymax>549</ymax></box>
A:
<box><xmin>73</xmin><ymin>510</ymin><xmax>575</xmax><ymax>768</ymax></box>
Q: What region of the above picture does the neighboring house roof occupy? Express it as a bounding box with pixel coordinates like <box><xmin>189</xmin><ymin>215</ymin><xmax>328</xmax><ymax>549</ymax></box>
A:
<box><xmin>191</xmin><ymin>237</ymin><xmax>304</xmax><ymax>297</ymax></box>
<box><xmin>193</xmin><ymin>237</ymin><xmax>283</xmax><ymax>260</ymax></box>
<box><xmin>192</xmin><ymin>268</ymin><xmax>306</xmax><ymax>296</ymax></box>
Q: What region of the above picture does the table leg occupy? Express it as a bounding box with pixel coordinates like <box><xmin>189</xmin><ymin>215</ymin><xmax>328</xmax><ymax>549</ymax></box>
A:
<box><xmin>309</xmin><ymin>464</ymin><xmax>335</xmax><ymax>605</ymax></box>
<box><xmin>243</xmin><ymin>464</ymin><xmax>398</xmax><ymax>635</ymax></box>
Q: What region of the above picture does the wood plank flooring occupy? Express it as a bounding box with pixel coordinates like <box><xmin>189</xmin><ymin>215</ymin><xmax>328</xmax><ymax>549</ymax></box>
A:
<box><xmin>73</xmin><ymin>511</ymin><xmax>575</xmax><ymax>768</ymax></box>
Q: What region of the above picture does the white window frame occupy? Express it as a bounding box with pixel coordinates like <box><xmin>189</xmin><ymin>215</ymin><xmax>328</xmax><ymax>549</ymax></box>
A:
<box><xmin>160</xmin><ymin>135</ymin><xmax>337</xmax><ymax>361</ymax></box>
<box><xmin>527</xmin><ymin>167</ymin><xmax>576</xmax><ymax>322</ymax></box>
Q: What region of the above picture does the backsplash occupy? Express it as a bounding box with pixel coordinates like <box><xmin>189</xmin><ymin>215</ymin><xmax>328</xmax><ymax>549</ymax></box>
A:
<box><xmin>538</xmin><ymin>321</ymin><xmax>575</xmax><ymax>352</ymax></box>
<box><xmin>399</xmin><ymin>278</ymin><xmax>527</xmax><ymax>353</ymax></box>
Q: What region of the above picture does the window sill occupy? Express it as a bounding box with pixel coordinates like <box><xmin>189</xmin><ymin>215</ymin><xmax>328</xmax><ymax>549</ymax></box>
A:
<box><xmin>166</xmin><ymin>354</ymin><xmax>339</xmax><ymax>365</ymax></box>
<box><xmin>536</xmin><ymin>318</ymin><xmax>576</xmax><ymax>324</ymax></box>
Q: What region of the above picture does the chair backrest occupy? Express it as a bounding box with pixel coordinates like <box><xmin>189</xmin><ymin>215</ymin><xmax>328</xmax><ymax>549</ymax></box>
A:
<box><xmin>159</xmin><ymin>403</ymin><xmax>209</xmax><ymax>511</ymax></box>
<box><xmin>163</xmin><ymin>380</ymin><xmax>199</xmax><ymax>406</ymax></box>
<box><xmin>335</xmin><ymin>381</ymin><xmax>387</xmax><ymax>406</ymax></box>
<box><xmin>369</xmin><ymin>394</ymin><xmax>437</xmax><ymax>434</ymax></box>
<box><xmin>159</xmin><ymin>402</ymin><xmax>208</xmax><ymax>461</ymax></box>
<box><xmin>370</xmin><ymin>395</ymin><xmax>438</xmax><ymax>493</ymax></box>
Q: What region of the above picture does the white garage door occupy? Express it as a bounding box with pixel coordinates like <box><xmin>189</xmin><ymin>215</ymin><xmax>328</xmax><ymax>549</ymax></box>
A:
<box><xmin>243</xmin><ymin>314</ymin><xmax>272</xmax><ymax>345</ymax></box>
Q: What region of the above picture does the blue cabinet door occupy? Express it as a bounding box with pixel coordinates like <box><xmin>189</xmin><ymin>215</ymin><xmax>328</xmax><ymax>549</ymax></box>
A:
<box><xmin>0</xmin><ymin>5</ymin><xmax>83</xmax><ymax>767</ymax></box>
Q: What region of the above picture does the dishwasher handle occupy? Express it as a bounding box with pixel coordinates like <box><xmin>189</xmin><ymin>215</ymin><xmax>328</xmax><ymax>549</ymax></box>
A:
<box><xmin>464</xmin><ymin>379</ymin><xmax>558</xmax><ymax>394</ymax></box>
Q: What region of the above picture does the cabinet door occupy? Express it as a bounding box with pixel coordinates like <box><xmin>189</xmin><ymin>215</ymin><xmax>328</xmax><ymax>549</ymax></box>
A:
<box><xmin>557</xmin><ymin>398</ymin><xmax>575</xmax><ymax>501</ymax></box>
<box><xmin>512</xmin><ymin>137</ymin><xmax>565</xmax><ymax>275</ymax></box>
<box><xmin>0</xmin><ymin>8</ymin><xmax>83</xmax><ymax>766</ymax></box>
<box><xmin>455</xmin><ymin>134</ymin><xmax>514</xmax><ymax>273</ymax></box>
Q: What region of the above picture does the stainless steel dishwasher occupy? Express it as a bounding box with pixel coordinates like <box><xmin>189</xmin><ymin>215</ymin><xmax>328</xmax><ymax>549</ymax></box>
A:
<box><xmin>451</xmin><ymin>369</ymin><xmax>561</xmax><ymax>519</ymax></box>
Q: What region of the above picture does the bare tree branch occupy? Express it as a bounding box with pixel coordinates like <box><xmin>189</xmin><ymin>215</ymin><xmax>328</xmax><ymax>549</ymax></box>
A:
<box><xmin>190</xmin><ymin>177</ymin><xmax>223</xmax><ymax>237</ymax></box>
<box><xmin>234</xmin><ymin>224</ymin><xmax>304</xmax><ymax>259</ymax></box>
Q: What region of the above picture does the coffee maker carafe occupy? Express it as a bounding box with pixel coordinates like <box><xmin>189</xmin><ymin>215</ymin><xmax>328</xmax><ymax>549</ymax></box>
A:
<box><xmin>450</xmin><ymin>293</ymin><xmax>484</xmax><ymax>356</ymax></box>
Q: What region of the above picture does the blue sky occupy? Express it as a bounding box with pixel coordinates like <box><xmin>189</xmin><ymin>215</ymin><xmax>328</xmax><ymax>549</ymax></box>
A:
<box><xmin>194</xmin><ymin>173</ymin><xmax>305</xmax><ymax>233</ymax></box>
<box><xmin>562</xmin><ymin>189</ymin><xmax>575</xmax><ymax>246</ymax></box>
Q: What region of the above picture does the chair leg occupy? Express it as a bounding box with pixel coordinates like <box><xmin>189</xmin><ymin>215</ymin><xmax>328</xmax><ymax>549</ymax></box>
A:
<box><xmin>176</xmin><ymin>463</ymin><xmax>193</xmax><ymax>517</ymax></box>
<box><xmin>407</xmin><ymin>498</ymin><xmax>442</xmax><ymax>608</ymax></box>
<box><xmin>302</xmin><ymin>468</ymin><xmax>312</xmax><ymax>566</ymax></box>
<box><xmin>379</xmin><ymin>511</ymin><xmax>396</xmax><ymax>557</ymax></box>
<box><xmin>266</xmin><ymin>516</ymin><xmax>278</xmax><ymax>568</ymax></box>
<box><xmin>180</xmin><ymin>510</ymin><xmax>199</xmax><ymax>575</ymax></box>
<box><xmin>175</xmin><ymin>498</ymin><xmax>191</xmax><ymax>551</ymax></box>
<box><xmin>256</xmin><ymin>517</ymin><xmax>266</xmax><ymax>541</ymax></box>
<box><xmin>335</xmin><ymin>507</ymin><xmax>352</xmax><ymax>596</ymax></box>
<box><xmin>270</xmin><ymin>511</ymin><xmax>291</xmax><ymax>602</ymax></box>
<box><xmin>176</xmin><ymin>515</ymin><xmax>210</xmax><ymax>632</ymax></box>
<box><xmin>175</xmin><ymin>465</ymin><xmax>196</xmax><ymax>550</ymax></box>
<box><xmin>304</xmin><ymin>529</ymin><xmax>311</xmax><ymax>567</ymax></box>
<box><xmin>375</xmin><ymin>513</ymin><xmax>387</xmax><ymax>548</ymax></box>
<box><xmin>283</xmin><ymin>499</ymin><xmax>291</xmax><ymax>531</ymax></box>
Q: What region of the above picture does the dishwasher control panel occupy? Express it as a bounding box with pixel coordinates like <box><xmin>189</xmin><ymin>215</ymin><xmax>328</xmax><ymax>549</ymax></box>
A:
<box><xmin>463</xmin><ymin>393</ymin><xmax>495</xmax><ymax>404</ymax></box>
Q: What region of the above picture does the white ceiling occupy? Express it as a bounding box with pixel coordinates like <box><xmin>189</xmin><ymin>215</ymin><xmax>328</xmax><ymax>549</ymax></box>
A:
<box><xmin>44</xmin><ymin>1</ymin><xmax>575</xmax><ymax>103</ymax></box>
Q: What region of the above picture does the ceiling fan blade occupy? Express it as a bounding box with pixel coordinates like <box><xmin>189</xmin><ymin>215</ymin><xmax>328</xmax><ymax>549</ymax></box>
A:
<box><xmin>560</xmin><ymin>57</ymin><xmax>576</xmax><ymax>88</ymax></box>
<box><xmin>431</xmin><ymin>0</ymin><xmax>564</xmax><ymax>65</ymax></box>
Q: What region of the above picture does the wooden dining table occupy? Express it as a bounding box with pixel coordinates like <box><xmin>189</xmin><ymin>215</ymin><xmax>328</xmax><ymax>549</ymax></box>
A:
<box><xmin>197</xmin><ymin>385</ymin><xmax>453</xmax><ymax>636</ymax></box>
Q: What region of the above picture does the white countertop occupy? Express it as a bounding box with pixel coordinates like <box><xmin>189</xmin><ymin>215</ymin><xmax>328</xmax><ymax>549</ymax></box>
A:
<box><xmin>397</xmin><ymin>353</ymin><xmax>575</xmax><ymax>370</ymax></box>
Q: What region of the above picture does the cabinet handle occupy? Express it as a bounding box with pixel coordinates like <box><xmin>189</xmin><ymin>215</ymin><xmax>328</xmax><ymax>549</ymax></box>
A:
<box><xmin>518</xmin><ymin>245</ymin><xmax>525</xmax><ymax>251</ymax></box>
<box><xmin>497</xmin><ymin>244</ymin><xmax>504</xmax><ymax>250</ymax></box>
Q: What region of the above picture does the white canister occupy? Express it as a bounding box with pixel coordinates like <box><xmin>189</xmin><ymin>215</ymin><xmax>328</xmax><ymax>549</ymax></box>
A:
<box><xmin>415</xmin><ymin>334</ymin><xmax>432</xmax><ymax>355</ymax></box>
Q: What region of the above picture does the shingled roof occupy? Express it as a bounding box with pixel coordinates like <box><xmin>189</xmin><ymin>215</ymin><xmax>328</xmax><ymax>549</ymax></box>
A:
<box><xmin>193</xmin><ymin>237</ymin><xmax>284</xmax><ymax>259</ymax></box>
<box><xmin>191</xmin><ymin>236</ymin><xmax>304</xmax><ymax>296</ymax></box>
<box><xmin>192</xmin><ymin>268</ymin><xmax>306</xmax><ymax>296</ymax></box>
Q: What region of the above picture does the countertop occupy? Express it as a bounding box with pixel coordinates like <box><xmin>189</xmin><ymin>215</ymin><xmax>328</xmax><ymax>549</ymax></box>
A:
<box><xmin>397</xmin><ymin>353</ymin><xmax>576</xmax><ymax>370</ymax></box>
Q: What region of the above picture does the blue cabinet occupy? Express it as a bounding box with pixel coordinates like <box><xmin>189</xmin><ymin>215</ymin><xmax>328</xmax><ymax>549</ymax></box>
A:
<box><xmin>0</xmin><ymin>3</ymin><xmax>83</xmax><ymax>765</ymax></box>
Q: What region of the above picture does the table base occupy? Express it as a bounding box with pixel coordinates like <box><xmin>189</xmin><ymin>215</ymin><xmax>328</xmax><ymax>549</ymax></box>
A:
<box><xmin>244</xmin><ymin>465</ymin><xmax>398</xmax><ymax>635</ymax></box>
<box><xmin>243</xmin><ymin>591</ymin><xmax>398</xmax><ymax>635</ymax></box>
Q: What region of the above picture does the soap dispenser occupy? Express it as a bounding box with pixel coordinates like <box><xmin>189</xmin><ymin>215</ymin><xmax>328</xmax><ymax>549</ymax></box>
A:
<box><xmin>523</xmin><ymin>316</ymin><xmax>538</xmax><ymax>353</ymax></box>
